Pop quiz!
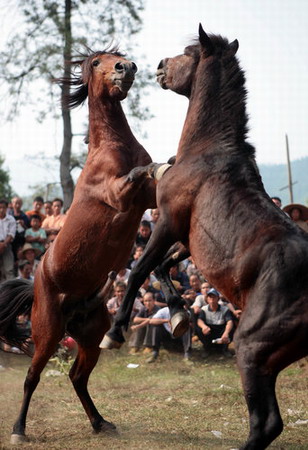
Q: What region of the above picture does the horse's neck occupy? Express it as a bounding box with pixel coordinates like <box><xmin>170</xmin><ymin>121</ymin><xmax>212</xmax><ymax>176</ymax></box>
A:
<box><xmin>88</xmin><ymin>98</ymin><xmax>137</xmax><ymax>151</ymax></box>
<box><xmin>177</xmin><ymin>62</ymin><xmax>247</xmax><ymax>156</ymax></box>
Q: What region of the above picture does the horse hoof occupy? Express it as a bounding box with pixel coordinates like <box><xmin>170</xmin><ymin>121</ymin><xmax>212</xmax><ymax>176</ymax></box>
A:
<box><xmin>171</xmin><ymin>311</ymin><xmax>190</xmax><ymax>338</ymax></box>
<box><xmin>10</xmin><ymin>434</ymin><xmax>29</xmax><ymax>444</ymax></box>
<box><xmin>99</xmin><ymin>334</ymin><xmax>123</xmax><ymax>350</ymax></box>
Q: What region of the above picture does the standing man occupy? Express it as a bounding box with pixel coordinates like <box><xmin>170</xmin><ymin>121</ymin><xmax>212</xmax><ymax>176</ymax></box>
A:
<box><xmin>0</xmin><ymin>199</ymin><xmax>16</xmax><ymax>281</ymax></box>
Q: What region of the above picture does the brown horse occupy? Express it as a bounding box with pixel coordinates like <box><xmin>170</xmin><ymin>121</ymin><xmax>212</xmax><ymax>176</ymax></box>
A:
<box><xmin>103</xmin><ymin>26</ymin><xmax>308</xmax><ymax>449</ymax></box>
<box><xmin>0</xmin><ymin>48</ymin><xmax>156</xmax><ymax>443</ymax></box>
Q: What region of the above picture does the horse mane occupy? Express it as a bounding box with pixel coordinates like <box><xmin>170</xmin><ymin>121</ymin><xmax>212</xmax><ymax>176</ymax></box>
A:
<box><xmin>55</xmin><ymin>45</ymin><xmax>125</xmax><ymax>109</ymax></box>
<box><xmin>187</xmin><ymin>34</ymin><xmax>249</xmax><ymax>154</ymax></box>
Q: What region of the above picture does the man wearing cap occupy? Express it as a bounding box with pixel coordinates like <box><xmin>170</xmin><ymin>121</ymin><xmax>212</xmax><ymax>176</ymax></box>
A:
<box><xmin>0</xmin><ymin>198</ymin><xmax>16</xmax><ymax>281</ymax></box>
<box><xmin>197</xmin><ymin>288</ymin><xmax>234</xmax><ymax>358</ymax></box>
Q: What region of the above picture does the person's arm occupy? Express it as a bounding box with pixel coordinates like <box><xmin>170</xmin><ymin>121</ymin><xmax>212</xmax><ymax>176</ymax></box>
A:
<box><xmin>197</xmin><ymin>318</ymin><xmax>211</xmax><ymax>335</ymax></box>
<box><xmin>220</xmin><ymin>320</ymin><xmax>233</xmax><ymax>343</ymax></box>
<box><xmin>149</xmin><ymin>317</ymin><xmax>169</xmax><ymax>326</ymax></box>
<box><xmin>226</xmin><ymin>302</ymin><xmax>242</xmax><ymax>319</ymax></box>
<box><xmin>131</xmin><ymin>318</ymin><xmax>150</xmax><ymax>331</ymax></box>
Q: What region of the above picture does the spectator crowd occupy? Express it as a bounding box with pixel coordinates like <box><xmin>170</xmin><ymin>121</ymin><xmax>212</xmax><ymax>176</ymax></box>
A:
<box><xmin>1</xmin><ymin>196</ymin><xmax>308</xmax><ymax>360</ymax></box>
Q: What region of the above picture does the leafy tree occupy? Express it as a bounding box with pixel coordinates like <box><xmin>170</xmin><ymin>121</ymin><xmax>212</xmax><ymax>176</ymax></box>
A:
<box><xmin>0</xmin><ymin>0</ymin><xmax>152</xmax><ymax>209</ymax></box>
<box><xmin>0</xmin><ymin>154</ymin><xmax>13</xmax><ymax>200</ymax></box>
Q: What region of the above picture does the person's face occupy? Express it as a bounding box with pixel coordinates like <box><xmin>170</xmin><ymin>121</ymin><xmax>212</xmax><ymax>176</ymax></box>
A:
<box><xmin>272</xmin><ymin>198</ymin><xmax>281</xmax><ymax>208</ymax></box>
<box><xmin>21</xmin><ymin>264</ymin><xmax>32</xmax><ymax>278</ymax></box>
<box><xmin>134</xmin><ymin>247</ymin><xmax>144</xmax><ymax>259</ymax></box>
<box><xmin>12</xmin><ymin>197</ymin><xmax>22</xmax><ymax>211</ymax></box>
<box><xmin>33</xmin><ymin>201</ymin><xmax>43</xmax><ymax>212</ymax></box>
<box><xmin>31</xmin><ymin>218</ymin><xmax>41</xmax><ymax>229</ymax></box>
<box><xmin>44</xmin><ymin>203</ymin><xmax>52</xmax><ymax>215</ymax></box>
<box><xmin>207</xmin><ymin>294</ymin><xmax>219</xmax><ymax>309</ymax></box>
<box><xmin>201</xmin><ymin>282</ymin><xmax>211</xmax><ymax>295</ymax></box>
<box><xmin>0</xmin><ymin>203</ymin><xmax>7</xmax><ymax>218</ymax></box>
<box><xmin>190</xmin><ymin>275</ymin><xmax>201</xmax><ymax>291</ymax></box>
<box><xmin>151</xmin><ymin>209</ymin><xmax>160</xmax><ymax>222</ymax></box>
<box><xmin>52</xmin><ymin>201</ymin><xmax>62</xmax><ymax>215</ymax></box>
<box><xmin>291</xmin><ymin>208</ymin><xmax>301</xmax><ymax>221</ymax></box>
<box><xmin>143</xmin><ymin>294</ymin><xmax>155</xmax><ymax>311</ymax></box>
<box><xmin>115</xmin><ymin>287</ymin><xmax>125</xmax><ymax>301</ymax></box>
<box><xmin>139</xmin><ymin>226</ymin><xmax>151</xmax><ymax>238</ymax></box>
<box><xmin>24</xmin><ymin>249</ymin><xmax>35</xmax><ymax>262</ymax></box>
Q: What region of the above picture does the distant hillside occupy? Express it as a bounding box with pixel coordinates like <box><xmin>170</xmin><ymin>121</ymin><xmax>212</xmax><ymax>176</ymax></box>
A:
<box><xmin>258</xmin><ymin>156</ymin><xmax>308</xmax><ymax>207</ymax></box>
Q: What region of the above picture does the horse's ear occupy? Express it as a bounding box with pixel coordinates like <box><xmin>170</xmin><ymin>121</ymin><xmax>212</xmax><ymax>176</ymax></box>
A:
<box><xmin>229</xmin><ymin>39</ymin><xmax>239</xmax><ymax>56</ymax></box>
<box><xmin>198</xmin><ymin>23</ymin><xmax>214</xmax><ymax>57</ymax></box>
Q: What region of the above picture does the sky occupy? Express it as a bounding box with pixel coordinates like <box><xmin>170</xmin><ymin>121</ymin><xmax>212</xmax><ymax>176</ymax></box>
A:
<box><xmin>0</xmin><ymin>0</ymin><xmax>308</xmax><ymax>197</ymax></box>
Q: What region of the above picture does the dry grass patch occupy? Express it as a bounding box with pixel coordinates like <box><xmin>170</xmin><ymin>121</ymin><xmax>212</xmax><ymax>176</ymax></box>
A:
<box><xmin>0</xmin><ymin>348</ymin><xmax>307</xmax><ymax>449</ymax></box>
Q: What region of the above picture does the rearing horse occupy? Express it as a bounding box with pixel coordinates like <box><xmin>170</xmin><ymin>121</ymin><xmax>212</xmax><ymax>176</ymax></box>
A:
<box><xmin>104</xmin><ymin>26</ymin><xmax>308</xmax><ymax>449</ymax></box>
<box><xmin>0</xmin><ymin>48</ymin><xmax>156</xmax><ymax>443</ymax></box>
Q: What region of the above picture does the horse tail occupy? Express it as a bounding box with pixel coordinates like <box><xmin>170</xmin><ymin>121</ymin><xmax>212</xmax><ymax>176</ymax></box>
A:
<box><xmin>0</xmin><ymin>279</ymin><xmax>34</xmax><ymax>356</ymax></box>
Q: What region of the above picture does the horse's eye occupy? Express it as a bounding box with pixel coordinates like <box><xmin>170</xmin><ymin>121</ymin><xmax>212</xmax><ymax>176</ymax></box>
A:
<box><xmin>92</xmin><ymin>60</ymin><xmax>100</xmax><ymax>67</ymax></box>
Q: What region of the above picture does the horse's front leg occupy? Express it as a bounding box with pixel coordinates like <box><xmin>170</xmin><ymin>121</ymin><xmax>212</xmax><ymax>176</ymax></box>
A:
<box><xmin>154</xmin><ymin>242</ymin><xmax>191</xmax><ymax>337</ymax></box>
<box><xmin>100</xmin><ymin>221</ymin><xmax>177</xmax><ymax>349</ymax></box>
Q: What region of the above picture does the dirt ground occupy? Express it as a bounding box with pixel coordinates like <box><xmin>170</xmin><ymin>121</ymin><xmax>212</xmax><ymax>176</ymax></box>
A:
<box><xmin>0</xmin><ymin>347</ymin><xmax>307</xmax><ymax>449</ymax></box>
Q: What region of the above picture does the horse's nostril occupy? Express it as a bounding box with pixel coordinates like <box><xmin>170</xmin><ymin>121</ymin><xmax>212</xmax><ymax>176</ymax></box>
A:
<box><xmin>115</xmin><ymin>62</ymin><xmax>124</xmax><ymax>72</ymax></box>
<box><xmin>157</xmin><ymin>60</ymin><xmax>164</xmax><ymax>70</ymax></box>
<box><xmin>131</xmin><ymin>62</ymin><xmax>138</xmax><ymax>73</ymax></box>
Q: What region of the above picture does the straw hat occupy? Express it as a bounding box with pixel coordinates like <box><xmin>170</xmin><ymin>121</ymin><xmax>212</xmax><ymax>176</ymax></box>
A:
<box><xmin>21</xmin><ymin>243</ymin><xmax>41</xmax><ymax>257</ymax></box>
<box><xmin>152</xmin><ymin>279</ymin><xmax>181</xmax><ymax>291</ymax></box>
<box><xmin>282</xmin><ymin>203</ymin><xmax>308</xmax><ymax>221</ymax></box>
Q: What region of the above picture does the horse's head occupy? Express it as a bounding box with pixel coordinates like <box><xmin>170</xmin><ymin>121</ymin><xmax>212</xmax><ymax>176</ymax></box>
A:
<box><xmin>60</xmin><ymin>49</ymin><xmax>138</xmax><ymax>109</ymax></box>
<box><xmin>156</xmin><ymin>24</ymin><xmax>239</xmax><ymax>98</ymax></box>
<box><xmin>85</xmin><ymin>52</ymin><xmax>138</xmax><ymax>101</ymax></box>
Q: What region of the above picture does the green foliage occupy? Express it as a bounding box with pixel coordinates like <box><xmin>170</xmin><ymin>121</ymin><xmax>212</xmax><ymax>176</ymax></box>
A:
<box><xmin>0</xmin><ymin>154</ymin><xmax>13</xmax><ymax>200</ymax></box>
<box><xmin>0</xmin><ymin>0</ymin><xmax>148</xmax><ymax>124</ymax></box>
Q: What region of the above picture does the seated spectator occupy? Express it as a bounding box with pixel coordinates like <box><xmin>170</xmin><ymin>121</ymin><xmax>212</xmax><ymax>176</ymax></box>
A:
<box><xmin>106</xmin><ymin>281</ymin><xmax>142</xmax><ymax>322</ymax></box>
<box><xmin>17</xmin><ymin>259</ymin><xmax>34</xmax><ymax>280</ymax></box>
<box><xmin>196</xmin><ymin>288</ymin><xmax>233</xmax><ymax>358</ymax></box>
<box><xmin>19</xmin><ymin>243</ymin><xmax>40</xmax><ymax>276</ymax></box>
<box><xmin>25</xmin><ymin>215</ymin><xmax>47</xmax><ymax>256</ymax></box>
<box><xmin>191</xmin><ymin>281</ymin><xmax>212</xmax><ymax>315</ymax></box>
<box><xmin>128</xmin><ymin>292</ymin><xmax>160</xmax><ymax>354</ymax></box>
<box><xmin>129</xmin><ymin>244</ymin><xmax>145</xmax><ymax>269</ymax></box>
<box><xmin>0</xmin><ymin>198</ymin><xmax>16</xmax><ymax>282</ymax></box>
<box><xmin>169</xmin><ymin>264</ymin><xmax>190</xmax><ymax>293</ymax></box>
<box><xmin>185</xmin><ymin>256</ymin><xmax>203</xmax><ymax>278</ymax></box>
<box><xmin>271</xmin><ymin>196</ymin><xmax>282</xmax><ymax>209</ymax></box>
<box><xmin>17</xmin><ymin>260</ymin><xmax>34</xmax><ymax>281</ymax></box>
<box><xmin>45</xmin><ymin>231</ymin><xmax>58</xmax><ymax>250</ymax></box>
<box><xmin>135</xmin><ymin>220</ymin><xmax>152</xmax><ymax>246</ymax></box>
<box><xmin>182</xmin><ymin>289</ymin><xmax>197</xmax><ymax>308</ymax></box>
<box><xmin>42</xmin><ymin>198</ymin><xmax>66</xmax><ymax>235</ymax></box>
<box><xmin>26</xmin><ymin>196</ymin><xmax>46</xmax><ymax>222</ymax></box>
<box><xmin>146</xmin><ymin>301</ymin><xmax>192</xmax><ymax>363</ymax></box>
<box><xmin>116</xmin><ymin>267</ymin><xmax>131</xmax><ymax>284</ymax></box>
<box><xmin>11</xmin><ymin>196</ymin><xmax>30</xmax><ymax>265</ymax></box>
<box><xmin>189</xmin><ymin>274</ymin><xmax>202</xmax><ymax>295</ymax></box>
<box><xmin>282</xmin><ymin>203</ymin><xmax>308</xmax><ymax>233</ymax></box>
<box><xmin>44</xmin><ymin>200</ymin><xmax>53</xmax><ymax>217</ymax></box>
<box><xmin>150</xmin><ymin>208</ymin><xmax>160</xmax><ymax>231</ymax></box>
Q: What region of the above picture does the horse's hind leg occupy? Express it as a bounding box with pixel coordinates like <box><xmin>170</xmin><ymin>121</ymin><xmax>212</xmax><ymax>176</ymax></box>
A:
<box><xmin>69</xmin><ymin>307</ymin><xmax>115</xmax><ymax>433</ymax></box>
<box><xmin>11</xmin><ymin>329</ymin><xmax>62</xmax><ymax>443</ymax></box>
<box><xmin>69</xmin><ymin>345</ymin><xmax>116</xmax><ymax>433</ymax></box>
<box><xmin>237</xmin><ymin>365</ymin><xmax>283</xmax><ymax>450</ymax></box>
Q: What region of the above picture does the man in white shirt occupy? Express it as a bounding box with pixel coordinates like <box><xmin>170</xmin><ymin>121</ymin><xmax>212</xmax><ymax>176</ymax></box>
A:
<box><xmin>0</xmin><ymin>199</ymin><xmax>16</xmax><ymax>281</ymax></box>
<box><xmin>146</xmin><ymin>303</ymin><xmax>191</xmax><ymax>362</ymax></box>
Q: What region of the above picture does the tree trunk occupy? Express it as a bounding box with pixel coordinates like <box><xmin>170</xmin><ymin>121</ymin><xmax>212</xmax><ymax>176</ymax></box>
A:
<box><xmin>60</xmin><ymin>0</ymin><xmax>74</xmax><ymax>210</ymax></box>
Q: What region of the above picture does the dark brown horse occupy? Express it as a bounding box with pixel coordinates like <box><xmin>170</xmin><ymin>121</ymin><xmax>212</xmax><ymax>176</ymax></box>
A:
<box><xmin>103</xmin><ymin>26</ymin><xmax>308</xmax><ymax>449</ymax></box>
<box><xmin>0</xmin><ymin>48</ymin><xmax>156</xmax><ymax>443</ymax></box>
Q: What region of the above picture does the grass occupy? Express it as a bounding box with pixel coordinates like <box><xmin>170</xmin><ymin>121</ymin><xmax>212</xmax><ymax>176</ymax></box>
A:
<box><xmin>0</xmin><ymin>345</ymin><xmax>307</xmax><ymax>449</ymax></box>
